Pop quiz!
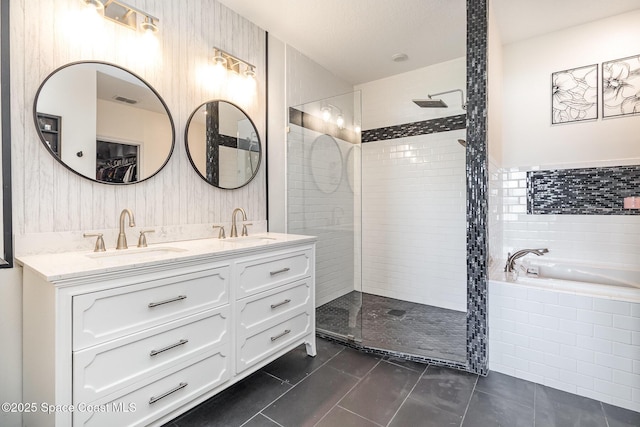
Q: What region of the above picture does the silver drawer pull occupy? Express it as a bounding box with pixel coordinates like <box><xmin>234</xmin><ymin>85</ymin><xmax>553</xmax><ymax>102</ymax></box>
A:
<box><xmin>270</xmin><ymin>329</ymin><xmax>291</xmax><ymax>342</ymax></box>
<box><xmin>148</xmin><ymin>295</ymin><xmax>187</xmax><ymax>308</ymax></box>
<box><xmin>149</xmin><ymin>382</ymin><xmax>188</xmax><ymax>405</ymax></box>
<box><xmin>150</xmin><ymin>339</ymin><xmax>189</xmax><ymax>357</ymax></box>
<box><xmin>270</xmin><ymin>299</ymin><xmax>291</xmax><ymax>309</ymax></box>
<box><xmin>270</xmin><ymin>267</ymin><xmax>290</xmax><ymax>276</ymax></box>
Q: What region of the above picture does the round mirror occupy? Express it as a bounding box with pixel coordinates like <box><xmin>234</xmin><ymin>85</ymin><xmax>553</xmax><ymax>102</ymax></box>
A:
<box><xmin>185</xmin><ymin>100</ymin><xmax>261</xmax><ymax>189</ymax></box>
<box><xmin>34</xmin><ymin>61</ymin><xmax>175</xmax><ymax>184</ymax></box>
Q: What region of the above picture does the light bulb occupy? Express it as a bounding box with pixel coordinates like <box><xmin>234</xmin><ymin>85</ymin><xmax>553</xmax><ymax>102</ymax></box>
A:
<box><xmin>321</xmin><ymin>107</ymin><xmax>331</xmax><ymax>122</ymax></box>
<box><xmin>336</xmin><ymin>114</ymin><xmax>345</xmax><ymax>129</ymax></box>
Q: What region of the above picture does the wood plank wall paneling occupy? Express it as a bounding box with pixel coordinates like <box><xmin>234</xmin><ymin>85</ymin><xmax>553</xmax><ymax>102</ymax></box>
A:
<box><xmin>11</xmin><ymin>0</ymin><xmax>267</xmax><ymax>235</ymax></box>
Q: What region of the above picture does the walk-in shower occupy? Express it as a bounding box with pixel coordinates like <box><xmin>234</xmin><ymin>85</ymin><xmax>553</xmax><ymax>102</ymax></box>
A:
<box><xmin>287</xmin><ymin>91</ymin><xmax>468</xmax><ymax>365</ymax></box>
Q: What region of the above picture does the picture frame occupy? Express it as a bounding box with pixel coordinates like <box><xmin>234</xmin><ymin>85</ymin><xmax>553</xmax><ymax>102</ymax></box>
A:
<box><xmin>602</xmin><ymin>54</ymin><xmax>640</xmax><ymax>118</ymax></box>
<box><xmin>551</xmin><ymin>64</ymin><xmax>598</xmax><ymax>124</ymax></box>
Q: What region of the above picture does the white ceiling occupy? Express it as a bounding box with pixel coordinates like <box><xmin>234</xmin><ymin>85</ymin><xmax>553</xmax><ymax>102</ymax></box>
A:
<box><xmin>219</xmin><ymin>0</ymin><xmax>640</xmax><ymax>86</ymax></box>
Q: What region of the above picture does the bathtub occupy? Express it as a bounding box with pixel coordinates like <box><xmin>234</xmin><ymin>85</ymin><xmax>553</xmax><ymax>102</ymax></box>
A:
<box><xmin>488</xmin><ymin>258</ymin><xmax>640</xmax><ymax>413</ymax></box>
<box><xmin>493</xmin><ymin>258</ymin><xmax>640</xmax><ymax>303</ymax></box>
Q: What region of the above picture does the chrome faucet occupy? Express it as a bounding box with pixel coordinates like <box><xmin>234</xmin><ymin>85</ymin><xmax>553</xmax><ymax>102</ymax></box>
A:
<box><xmin>504</xmin><ymin>248</ymin><xmax>549</xmax><ymax>272</ymax></box>
<box><xmin>116</xmin><ymin>208</ymin><xmax>136</xmax><ymax>250</ymax></box>
<box><xmin>230</xmin><ymin>207</ymin><xmax>247</xmax><ymax>238</ymax></box>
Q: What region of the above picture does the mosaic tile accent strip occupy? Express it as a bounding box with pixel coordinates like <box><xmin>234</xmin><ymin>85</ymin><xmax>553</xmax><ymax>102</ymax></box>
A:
<box><xmin>361</xmin><ymin>114</ymin><xmax>466</xmax><ymax>143</ymax></box>
<box><xmin>527</xmin><ymin>165</ymin><xmax>640</xmax><ymax>215</ymax></box>
<box><xmin>466</xmin><ymin>0</ymin><xmax>489</xmax><ymax>376</ymax></box>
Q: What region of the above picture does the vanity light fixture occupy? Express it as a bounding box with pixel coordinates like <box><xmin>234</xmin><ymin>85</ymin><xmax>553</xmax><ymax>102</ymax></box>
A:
<box><xmin>321</xmin><ymin>106</ymin><xmax>332</xmax><ymax>122</ymax></box>
<box><xmin>211</xmin><ymin>47</ymin><xmax>257</xmax><ymax>84</ymax></box>
<box><xmin>336</xmin><ymin>113</ymin><xmax>345</xmax><ymax>129</ymax></box>
<box><xmin>81</xmin><ymin>0</ymin><xmax>160</xmax><ymax>34</ymax></box>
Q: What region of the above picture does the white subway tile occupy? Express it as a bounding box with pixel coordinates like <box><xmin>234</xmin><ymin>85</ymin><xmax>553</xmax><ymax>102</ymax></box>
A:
<box><xmin>631</xmin><ymin>304</ymin><xmax>640</xmax><ymax>318</ymax></box>
<box><xmin>634</xmin><ymin>360</ymin><xmax>640</xmax><ymax>374</ymax></box>
<box><xmin>612</xmin><ymin>370</ymin><xmax>640</xmax><ymax>389</ymax></box>
<box><xmin>560</xmin><ymin>344</ymin><xmax>594</xmax><ymax>363</ymax></box>
<box><xmin>544</xmin><ymin>353</ymin><xmax>577</xmax><ymax>372</ymax></box>
<box><xmin>558</xmin><ymin>294</ymin><xmax>593</xmax><ymax>310</ymax></box>
<box><xmin>527</xmin><ymin>288</ymin><xmax>559</xmax><ymax>304</ymax></box>
<box><xmin>558</xmin><ymin>370</ymin><xmax>594</xmax><ymax>390</ymax></box>
<box><xmin>595</xmin><ymin>353</ymin><xmax>634</xmax><ymax>373</ymax></box>
<box><xmin>501</xmin><ymin>331</ymin><xmax>530</xmax><ymax>348</ymax></box>
<box><xmin>515</xmin><ymin>298</ymin><xmax>545</xmax><ymax>314</ymax></box>
<box><xmin>613</xmin><ymin>342</ymin><xmax>640</xmax><ymax>360</ymax></box>
<box><xmin>594</xmin><ymin>300</ymin><xmax>631</xmax><ymax>316</ymax></box>
<box><xmin>559</xmin><ymin>320</ymin><xmax>594</xmax><ymax>337</ymax></box>
<box><xmin>577</xmin><ymin>361</ymin><xmax>613</xmax><ymax>382</ymax></box>
<box><xmin>594</xmin><ymin>379</ymin><xmax>632</xmax><ymax>400</ymax></box>
<box><xmin>594</xmin><ymin>325</ymin><xmax>633</xmax><ymax>345</ymax></box>
<box><xmin>577</xmin><ymin>336</ymin><xmax>613</xmax><ymax>354</ymax></box>
<box><xmin>635</xmin><ymin>332</ymin><xmax>640</xmax><ymax>346</ymax></box>
<box><xmin>544</xmin><ymin>304</ymin><xmax>577</xmax><ymax>321</ymax></box>
<box><xmin>501</xmin><ymin>307</ymin><xmax>530</xmax><ymax>323</ymax></box>
<box><xmin>489</xmin><ymin>362</ymin><xmax>515</xmax><ymax>377</ymax></box>
<box><xmin>577</xmin><ymin>309</ymin><xmax>613</xmax><ymax>327</ymax></box>
<box><xmin>502</xmin><ymin>354</ymin><xmax>530</xmax><ymax>371</ymax></box>
<box><xmin>529</xmin><ymin>313</ymin><xmax>560</xmax><ymax>329</ymax></box>
<box><xmin>515</xmin><ymin>346</ymin><xmax>545</xmax><ymax>364</ymax></box>
<box><xmin>613</xmin><ymin>315</ymin><xmax>640</xmax><ymax>332</ymax></box>
<box><xmin>529</xmin><ymin>337</ymin><xmax>560</xmax><ymax>355</ymax></box>
<box><xmin>491</xmin><ymin>341</ymin><xmax>517</xmax><ymax>357</ymax></box>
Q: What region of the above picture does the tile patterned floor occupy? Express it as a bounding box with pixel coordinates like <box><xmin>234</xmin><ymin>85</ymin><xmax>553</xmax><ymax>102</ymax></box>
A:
<box><xmin>316</xmin><ymin>291</ymin><xmax>467</xmax><ymax>362</ymax></box>
<box><xmin>163</xmin><ymin>338</ymin><xmax>640</xmax><ymax>427</ymax></box>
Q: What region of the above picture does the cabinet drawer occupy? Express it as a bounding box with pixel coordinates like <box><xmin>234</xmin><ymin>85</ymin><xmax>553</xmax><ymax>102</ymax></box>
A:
<box><xmin>236</xmin><ymin>247</ymin><xmax>313</xmax><ymax>298</ymax></box>
<box><xmin>237</xmin><ymin>311</ymin><xmax>312</xmax><ymax>373</ymax></box>
<box><xmin>73</xmin><ymin>266</ymin><xmax>229</xmax><ymax>350</ymax></box>
<box><xmin>237</xmin><ymin>279</ymin><xmax>311</xmax><ymax>333</ymax></box>
<box><xmin>73</xmin><ymin>307</ymin><xmax>229</xmax><ymax>404</ymax></box>
<box><xmin>73</xmin><ymin>349</ymin><xmax>230</xmax><ymax>427</ymax></box>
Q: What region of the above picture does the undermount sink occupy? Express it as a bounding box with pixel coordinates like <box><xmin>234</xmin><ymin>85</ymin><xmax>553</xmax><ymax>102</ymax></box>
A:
<box><xmin>86</xmin><ymin>246</ymin><xmax>188</xmax><ymax>260</ymax></box>
<box><xmin>221</xmin><ymin>236</ymin><xmax>277</xmax><ymax>245</ymax></box>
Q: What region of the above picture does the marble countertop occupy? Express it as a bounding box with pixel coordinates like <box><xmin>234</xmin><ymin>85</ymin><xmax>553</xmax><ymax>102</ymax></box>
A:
<box><xmin>17</xmin><ymin>232</ymin><xmax>316</xmax><ymax>282</ymax></box>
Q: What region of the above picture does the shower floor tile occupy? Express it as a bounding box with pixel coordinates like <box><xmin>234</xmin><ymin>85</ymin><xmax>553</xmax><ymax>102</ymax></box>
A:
<box><xmin>316</xmin><ymin>291</ymin><xmax>467</xmax><ymax>362</ymax></box>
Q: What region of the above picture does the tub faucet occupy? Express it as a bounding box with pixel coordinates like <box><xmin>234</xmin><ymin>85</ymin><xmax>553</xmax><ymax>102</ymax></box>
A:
<box><xmin>504</xmin><ymin>248</ymin><xmax>549</xmax><ymax>272</ymax></box>
<box><xmin>230</xmin><ymin>207</ymin><xmax>247</xmax><ymax>238</ymax></box>
<box><xmin>116</xmin><ymin>208</ymin><xmax>136</xmax><ymax>250</ymax></box>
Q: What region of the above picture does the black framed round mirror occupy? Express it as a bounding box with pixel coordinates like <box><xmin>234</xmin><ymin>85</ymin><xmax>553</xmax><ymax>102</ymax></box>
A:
<box><xmin>34</xmin><ymin>61</ymin><xmax>175</xmax><ymax>184</ymax></box>
<box><xmin>185</xmin><ymin>100</ymin><xmax>261</xmax><ymax>189</ymax></box>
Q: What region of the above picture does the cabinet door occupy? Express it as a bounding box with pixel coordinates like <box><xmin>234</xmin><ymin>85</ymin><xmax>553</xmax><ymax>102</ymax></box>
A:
<box><xmin>73</xmin><ymin>266</ymin><xmax>229</xmax><ymax>349</ymax></box>
<box><xmin>73</xmin><ymin>306</ymin><xmax>229</xmax><ymax>404</ymax></box>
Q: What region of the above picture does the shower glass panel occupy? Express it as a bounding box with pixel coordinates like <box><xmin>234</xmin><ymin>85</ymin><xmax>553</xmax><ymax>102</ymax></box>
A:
<box><xmin>287</xmin><ymin>91</ymin><xmax>362</xmax><ymax>342</ymax></box>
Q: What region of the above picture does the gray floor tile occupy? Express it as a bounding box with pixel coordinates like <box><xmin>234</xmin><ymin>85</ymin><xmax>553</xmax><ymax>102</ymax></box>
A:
<box><xmin>262</xmin><ymin>364</ymin><xmax>359</xmax><ymax>427</ymax></box>
<box><xmin>475</xmin><ymin>370</ymin><xmax>535</xmax><ymax>408</ymax></box>
<box><xmin>325</xmin><ymin>347</ymin><xmax>380</xmax><ymax>378</ymax></box>
<box><xmin>389</xmin><ymin>397</ymin><xmax>462</xmax><ymax>427</ymax></box>
<box><xmin>408</xmin><ymin>365</ymin><xmax>478</xmax><ymax>416</ymax></box>
<box><xmin>241</xmin><ymin>414</ymin><xmax>280</xmax><ymax>427</ymax></box>
<box><xmin>316</xmin><ymin>406</ymin><xmax>381</xmax><ymax>427</ymax></box>
<box><xmin>462</xmin><ymin>390</ymin><xmax>534</xmax><ymax>427</ymax></box>
<box><xmin>534</xmin><ymin>385</ymin><xmax>607</xmax><ymax>427</ymax></box>
<box><xmin>603</xmin><ymin>403</ymin><xmax>640</xmax><ymax>427</ymax></box>
<box><xmin>261</xmin><ymin>339</ymin><xmax>345</xmax><ymax>385</ymax></box>
<box><xmin>317</xmin><ymin>291</ymin><xmax>467</xmax><ymax>362</ymax></box>
<box><xmin>339</xmin><ymin>360</ymin><xmax>422</xmax><ymax>425</ymax></box>
<box><xmin>171</xmin><ymin>371</ymin><xmax>290</xmax><ymax>427</ymax></box>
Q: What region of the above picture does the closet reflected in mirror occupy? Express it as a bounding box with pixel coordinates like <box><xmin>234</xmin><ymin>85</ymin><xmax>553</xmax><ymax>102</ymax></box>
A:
<box><xmin>185</xmin><ymin>100</ymin><xmax>261</xmax><ymax>189</ymax></box>
<box><xmin>34</xmin><ymin>61</ymin><xmax>175</xmax><ymax>184</ymax></box>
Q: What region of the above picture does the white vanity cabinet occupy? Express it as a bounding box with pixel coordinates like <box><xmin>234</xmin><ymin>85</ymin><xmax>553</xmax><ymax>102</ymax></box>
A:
<box><xmin>20</xmin><ymin>235</ymin><xmax>316</xmax><ymax>427</ymax></box>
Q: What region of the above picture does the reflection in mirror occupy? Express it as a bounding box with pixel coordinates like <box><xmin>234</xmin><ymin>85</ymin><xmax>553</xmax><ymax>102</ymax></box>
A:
<box><xmin>34</xmin><ymin>62</ymin><xmax>175</xmax><ymax>184</ymax></box>
<box><xmin>185</xmin><ymin>100</ymin><xmax>261</xmax><ymax>189</ymax></box>
<box><xmin>310</xmin><ymin>134</ymin><xmax>343</xmax><ymax>194</ymax></box>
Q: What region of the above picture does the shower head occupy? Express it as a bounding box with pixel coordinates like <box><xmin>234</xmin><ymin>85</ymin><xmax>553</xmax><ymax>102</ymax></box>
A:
<box><xmin>412</xmin><ymin>98</ymin><xmax>448</xmax><ymax>108</ymax></box>
<box><xmin>458</xmin><ymin>139</ymin><xmax>467</xmax><ymax>147</ymax></box>
<box><xmin>414</xmin><ymin>89</ymin><xmax>467</xmax><ymax>110</ymax></box>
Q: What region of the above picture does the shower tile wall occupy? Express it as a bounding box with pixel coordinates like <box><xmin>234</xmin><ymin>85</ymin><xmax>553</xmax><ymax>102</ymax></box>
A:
<box><xmin>498</xmin><ymin>161</ymin><xmax>640</xmax><ymax>268</ymax></box>
<box><xmin>361</xmin><ymin>129</ymin><xmax>467</xmax><ymax>312</ymax></box>
<box><xmin>287</xmin><ymin>124</ymin><xmax>359</xmax><ymax>307</ymax></box>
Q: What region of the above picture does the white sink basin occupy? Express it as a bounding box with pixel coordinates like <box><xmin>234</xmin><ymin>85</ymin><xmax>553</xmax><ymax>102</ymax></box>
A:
<box><xmin>221</xmin><ymin>236</ymin><xmax>277</xmax><ymax>245</ymax></box>
<box><xmin>86</xmin><ymin>246</ymin><xmax>188</xmax><ymax>260</ymax></box>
